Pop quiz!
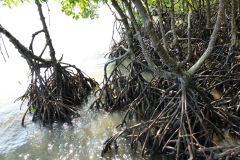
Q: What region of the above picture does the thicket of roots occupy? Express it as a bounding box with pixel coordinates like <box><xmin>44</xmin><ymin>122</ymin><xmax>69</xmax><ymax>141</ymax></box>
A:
<box><xmin>92</xmin><ymin>7</ymin><xmax>240</xmax><ymax>160</ymax></box>
<box><xmin>17</xmin><ymin>63</ymin><xmax>97</xmax><ymax>126</ymax></box>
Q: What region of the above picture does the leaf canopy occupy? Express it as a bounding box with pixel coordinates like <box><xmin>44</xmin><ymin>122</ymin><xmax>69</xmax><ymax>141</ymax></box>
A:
<box><xmin>1</xmin><ymin>0</ymin><xmax>29</xmax><ymax>8</ymax></box>
<box><xmin>58</xmin><ymin>0</ymin><xmax>109</xmax><ymax>20</ymax></box>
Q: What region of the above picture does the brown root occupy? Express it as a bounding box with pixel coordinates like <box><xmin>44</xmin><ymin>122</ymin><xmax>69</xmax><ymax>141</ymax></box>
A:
<box><xmin>97</xmin><ymin>59</ymin><xmax>240</xmax><ymax>159</ymax></box>
<box><xmin>16</xmin><ymin>62</ymin><xmax>98</xmax><ymax>126</ymax></box>
<box><xmin>94</xmin><ymin>5</ymin><xmax>240</xmax><ymax>159</ymax></box>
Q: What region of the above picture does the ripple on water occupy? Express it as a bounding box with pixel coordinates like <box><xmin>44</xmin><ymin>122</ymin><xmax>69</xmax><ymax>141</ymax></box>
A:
<box><xmin>0</xmin><ymin>95</ymin><xmax>157</xmax><ymax>160</ymax></box>
<box><xmin>0</xmin><ymin>3</ymin><xmax>155</xmax><ymax>160</ymax></box>
<box><xmin>0</xmin><ymin>102</ymin><xmax>29</xmax><ymax>154</ymax></box>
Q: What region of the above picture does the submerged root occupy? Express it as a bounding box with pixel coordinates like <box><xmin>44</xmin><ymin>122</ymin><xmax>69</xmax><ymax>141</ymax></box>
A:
<box><xmin>16</xmin><ymin>62</ymin><xmax>97</xmax><ymax>126</ymax></box>
<box><xmin>102</xmin><ymin>82</ymin><xmax>238</xmax><ymax>158</ymax></box>
<box><xmin>97</xmin><ymin>62</ymin><xmax>240</xmax><ymax>159</ymax></box>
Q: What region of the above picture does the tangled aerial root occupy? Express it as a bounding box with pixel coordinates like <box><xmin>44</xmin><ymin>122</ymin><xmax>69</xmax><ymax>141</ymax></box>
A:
<box><xmin>91</xmin><ymin>12</ymin><xmax>240</xmax><ymax>159</ymax></box>
<box><xmin>16</xmin><ymin>62</ymin><xmax>98</xmax><ymax>126</ymax></box>
<box><xmin>96</xmin><ymin>54</ymin><xmax>240</xmax><ymax>159</ymax></box>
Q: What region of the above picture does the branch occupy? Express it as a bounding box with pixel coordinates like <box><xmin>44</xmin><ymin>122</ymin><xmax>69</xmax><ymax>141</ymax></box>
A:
<box><xmin>187</xmin><ymin>0</ymin><xmax>224</xmax><ymax>75</ymax></box>
<box><xmin>0</xmin><ymin>43</ymin><xmax>6</xmax><ymax>62</ymax></box>
<box><xmin>178</xmin><ymin>10</ymin><xmax>192</xmax><ymax>67</ymax></box>
<box><xmin>0</xmin><ymin>24</ymin><xmax>49</xmax><ymax>64</ymax></box>
<box><xmin>0</xmin><ymin>33</ymin><xmax>9</xmax><ymax>58</ymax></box>
<box><xmin>231</xmin><ymin>0</ymin><xmax>237</xmax><ymax>47</ymax></box>
<box><xmin>36</xmin><ymin>2</ymin><xmax>57</xmax><ymax>64</ymax></box>
<box><xmin>206</xmin><ymin>0</ymin><xmax>211</xmax><ymax>28</ymax></box>
<box><xmin>170</xmin><ymin>0</ymin><xmax>178</xmax><ymax>45</ymax></box>
<box><xmin>111</xmin><ymin>0</ymin><xmax>135</xmax><ymax>59</ymax></box>
<box><xmin>104</xmin><ymin>47</ymin><xmax>130</xmax><ymax>82</ymax></box>
<box><xmin>132</xmin><ymin>0</ymin><xmax>181</xmax><ymax>74</ymax></box>
<box><xmin>111</xmin><ymin>0</ymin><xmax>179</xmax><ymax>80</ymax></box>
<box><xmin>39</xmin><ymin>43</ymin><xmax>48</xmax><ymax>58</ymax></box>
<box><xmin>144</xmin><ymin>0</ymin><xmax>153</xmax><ymax>21</ymax></box>
<box><xmin>156</xmin><ymin>0</ymin><xmax>168</xmax><ymax>52</ymax></box>
<box><xmin>122</xmin><ymin>0</ymin><xmax>160</xmax><ymax>75</ymax></box>
<box><xmin>29</xmin><ymin>30</ymin><xmax>44</xmax><ymax>54</ymax></box>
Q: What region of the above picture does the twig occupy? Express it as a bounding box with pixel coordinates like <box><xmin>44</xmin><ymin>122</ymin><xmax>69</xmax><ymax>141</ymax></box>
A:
<box><xmin>0</xmin><ymin>33</ymin><xmax>9</xmax><ymax>58</ymax></box>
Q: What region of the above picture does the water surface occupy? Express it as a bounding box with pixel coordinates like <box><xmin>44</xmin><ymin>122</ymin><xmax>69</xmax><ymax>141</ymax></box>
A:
<box><xmin>0</xmin><ymin>2</ymin><xmax>146</xmax><ymax>160</ymax></box>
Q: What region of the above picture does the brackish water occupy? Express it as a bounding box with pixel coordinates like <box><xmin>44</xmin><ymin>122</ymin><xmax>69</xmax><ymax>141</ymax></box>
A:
<box><xmin>1</xmin><ymin>3</ymin><xmax>239</xmax><ymax>160</ymax></box>
<box><xmin>0</xmin><ymin>2</ymin><xmax>147</xmax><ymax>160</ymax></box>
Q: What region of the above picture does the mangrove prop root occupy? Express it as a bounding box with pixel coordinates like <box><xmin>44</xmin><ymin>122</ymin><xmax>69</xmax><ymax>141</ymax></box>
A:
<box><xmin>92</xmin><ymin>6</ymin><xmax>240</xmax><ymax>159</ymax></box>
<box><xmin>16</xmin><ymin>62</ymin><xmax>98</xmax><ymax>126</ymax></box>
<box><xmin>97</xmin><ymin>55</ymin><xmax>240</xmax><ymax>159</ymax></box>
